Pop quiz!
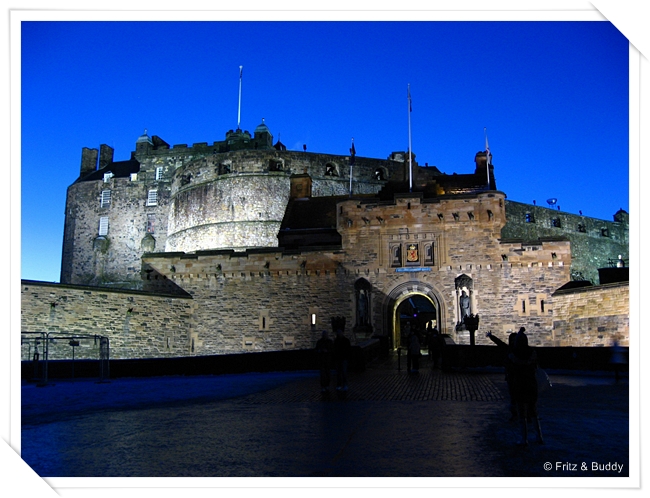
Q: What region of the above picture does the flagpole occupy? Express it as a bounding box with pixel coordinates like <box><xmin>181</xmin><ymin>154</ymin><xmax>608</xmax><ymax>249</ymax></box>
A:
<box><xmin>484</xmin><ymin>127</ymin><xmax>491</xmax><ymax>190</ymax></box>
<box><xmin>349</xmin><ymin>164</ymin><xmax>353</xmax><ymax>196</ymax></box>
<box><xmin>408</xmin><ymin>84</ymin><xmax>413</xmax><ymax>192</ymax></box>
<box><xmin>237</xmin><ymin>66</ymin><xmax>243</xmax><ymax>129</ymax></box>
<box><xmin>349</xmin><ymin>138</ymin><xmax>355</xmax><ymax>196</ymax></box>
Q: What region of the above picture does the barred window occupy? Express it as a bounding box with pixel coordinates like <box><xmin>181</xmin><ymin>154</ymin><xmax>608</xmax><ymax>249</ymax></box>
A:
<box><xmin>155</xmin><ymin>167</ymin><xmax>163</xmax><ymax>180</ymax></box>
<box><xmin>100</xmin><ymin>190</ymin><xmax>111</xmax><ymax>208</ymax></box>
<box><xmin>147</xmin><ymin>189</ymin><xmax>158</xmax><ymax>206</ymax></box>
<box><xmin>98</xmin><ymin>217</ymin><xmax>109</xmax><ymax>236</ymax></box>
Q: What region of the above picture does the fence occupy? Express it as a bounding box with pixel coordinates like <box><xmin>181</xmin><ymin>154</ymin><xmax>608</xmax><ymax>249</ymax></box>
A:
<box><xmin>21</xmin><ymin>332</ymin><xmax>110</xmax><ymax>385</ymax></box>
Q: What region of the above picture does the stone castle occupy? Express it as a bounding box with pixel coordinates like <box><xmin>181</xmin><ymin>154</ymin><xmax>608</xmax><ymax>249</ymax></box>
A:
<box><xmin>21</xmin><ymin>120</ymin><xmax>630</xmax><ymax>360</ymax></box>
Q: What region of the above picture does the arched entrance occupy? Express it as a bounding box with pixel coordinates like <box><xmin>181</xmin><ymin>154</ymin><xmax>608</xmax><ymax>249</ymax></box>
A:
<box><xmin>382</xmin><ymin>281</ymin><xmax>445</xmax><ymax>350</ymax></box>
<box><xmin>394</xmin><ymin>294</ymin><xmax>437</xmax><ymax>349</ymax></box>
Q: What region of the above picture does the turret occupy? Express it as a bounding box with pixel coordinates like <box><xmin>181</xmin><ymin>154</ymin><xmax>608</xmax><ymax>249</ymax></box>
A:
<box><xmin>135</xmin><ymin>129</ymin><xmax>153</xmax><ymax>154</ymax></box>
<box><xmin>253</xmin><ymin>119</ymin><xmax>273</xmax><ymax>149</ymax></box>
<box><xmin>474</xmin><ymin>150</ymin><xmax>496</xmax><ymax>190</ymax></box>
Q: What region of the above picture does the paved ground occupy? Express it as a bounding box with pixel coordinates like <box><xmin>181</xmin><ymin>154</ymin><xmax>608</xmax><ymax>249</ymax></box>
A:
<box><xmin>21</xmin><ymin>353</ymin><xmax>631</xmax><ymax>480</ymax></box>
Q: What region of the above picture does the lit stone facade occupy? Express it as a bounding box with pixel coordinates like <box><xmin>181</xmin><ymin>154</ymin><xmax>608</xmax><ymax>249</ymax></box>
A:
<box><xmin>60</xmin><ymin>129</ymin><xmax>404</xmax><ymax>287</ymax></box>
<box><xmin>26</xmin><ymin>123</ymin><xmax>628</xmax><ymax>361</ymax></box>
<box><xmin>552</xmin><ymin>282</ymin><xmax>629</xmax><ymax>347</ymax></box>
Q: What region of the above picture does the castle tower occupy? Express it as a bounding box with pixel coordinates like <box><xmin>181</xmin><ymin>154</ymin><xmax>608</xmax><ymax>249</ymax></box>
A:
<box><xmin>253</xmin><ymin>119</ymin><xmax>273</xmax><ymax>149</ymax></box>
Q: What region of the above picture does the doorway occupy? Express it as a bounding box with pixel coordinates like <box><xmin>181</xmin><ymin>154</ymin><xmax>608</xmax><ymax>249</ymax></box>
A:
<box><xmin>393</xmin><ymin>293</ymin><xmax>438</xmax><ymax>349</ymax></box>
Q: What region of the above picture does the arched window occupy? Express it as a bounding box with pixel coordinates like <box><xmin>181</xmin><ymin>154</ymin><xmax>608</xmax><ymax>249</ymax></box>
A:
<box><xmin>325</xmin><ymin>163</ymin><xmax>339</xmax><ymax>177</ymax></box>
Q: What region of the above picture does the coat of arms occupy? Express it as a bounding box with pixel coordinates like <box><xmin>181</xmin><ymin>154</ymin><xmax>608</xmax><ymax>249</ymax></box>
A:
<box><xmin>406</xmin><ymin>243</ymin><xmax>419</xmax><ymax>263</ymax></box>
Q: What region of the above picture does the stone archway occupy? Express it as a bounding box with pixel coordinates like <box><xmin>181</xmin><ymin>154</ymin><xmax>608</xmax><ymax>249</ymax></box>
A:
<box><xmin>381</xmin><ymin>281</ymin><xmax>445</xmax><ymax>350</ymax></box>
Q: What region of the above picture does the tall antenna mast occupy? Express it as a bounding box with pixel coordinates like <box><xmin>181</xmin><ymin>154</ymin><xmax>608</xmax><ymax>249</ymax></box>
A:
<box><xmin>237</xmin><ymin>66</ymin><xmax>243</xmax><ymax>130</ymax></box>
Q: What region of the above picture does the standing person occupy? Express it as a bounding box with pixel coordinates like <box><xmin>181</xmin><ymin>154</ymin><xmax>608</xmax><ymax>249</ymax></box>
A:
<box><xmin>429</xmin><ymin>326</ymin><xmax>441</xmax><ymax>369</ymax></box>
<box><xmin>407</xmin><ymin>328</ymin><xmax>421</xmax><ymax>374</ymax></box>
<box><xmin>437</xmin><ymin>331</ymin><xmax>448</xmax><ymax>371</ymax></box>
<box><xmin>315</xmin><ymin>330</ymin><xmax>334</xmax><ymax>393</ymax></box>
<box><xmin>610</xmin><ymin>337</ymin><xmax>627</xmax><ymax>383</ymax></box>
<box><xmin>486</xmin><ymin>330</ymin><xmax>518</xmax><ymax>421</ymax></box>
<box><xmin>334</xmin><ymin>328</ymin><xmax>351</xmax><ymax>391</ymax></box>
<box><xmin>508</xmin><ymin>330</ymin><xmax>544</xmax><ymax>446</ymax></box>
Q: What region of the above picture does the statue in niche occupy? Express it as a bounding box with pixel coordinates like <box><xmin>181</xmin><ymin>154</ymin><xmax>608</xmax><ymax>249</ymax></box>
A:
<box><xmin>357</xmin><ymin>289</ymin><xmax>369</xmax><ymax>326</ymax></box>
<box><xmin>353</xmin><ymin>280</ymin><xmax>373</xmax><ymax>337</ymax></box>
<box><xmin>459</xmin><ymin>290</ymin><xmax>471</xmax><ymax>322</ymax></box>
<box><xmin>455</xmin><ymin>274</ymin><xmax>474</xmax><ymax>331</ymax></box>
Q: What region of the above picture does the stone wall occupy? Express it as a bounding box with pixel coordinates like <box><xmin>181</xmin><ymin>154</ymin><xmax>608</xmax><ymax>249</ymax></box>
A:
<box><xmin>21</xmin><ymin>280</ymin><xmax>194</xmax><ymax>360</ymax></box>
<box><xmin>167</xmin><ymin>173</ymin><xmax>292</xmax><ymax>252</ymax></box>
<box><xmin>335</xmin><ymin>192</ymin><xmax>572</xmax><ymax>346</ymax></box>
<box><xmin>502</xmin><ymin>201</ymin><xmax>629</xmax><ymax>284</ymax></box>
<box><xmin>140</xmin><ymin>191</ymin><xmax>575</xmax><ymax>351</ymax></box>
<box><xmin>552</xmin><ymin>282</ymin><xmax>629</xmax><ymax>346</ymax></box>
<box><xmin>60</xmin><ymin>171</ymin><xmax>172</xmax><ymax>287</ymax></box>
<box><xmin>62</xmin><ymin>144</ymin><xmax>403</xmax><ymax>287</ymax></box>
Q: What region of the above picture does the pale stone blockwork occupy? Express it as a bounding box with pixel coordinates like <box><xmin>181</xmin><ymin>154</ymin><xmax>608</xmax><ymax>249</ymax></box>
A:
<box><xmin>44</xmin><ymin>128</ymin><xmax>628</xmax><ymax>361</ymax></box>
<box><xmin>552</xmin><ymin>282</ymin><xmax>629</xmax><ymax>347</ymax></box>
<box><xmin>21</xmin><ymin>281</ymin><xmax>193</xmax><ymax>360</ymax></box>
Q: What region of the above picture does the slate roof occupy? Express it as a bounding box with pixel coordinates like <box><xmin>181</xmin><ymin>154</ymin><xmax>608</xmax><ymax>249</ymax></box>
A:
<box><xmin>280</xmin><ymin>196</ymin><xmax>347</xmax><ymax>231</ymax></box>
<box><xmin>76</xmin><ymin>159</ymin><xmax>141</xmax><ymax>183</ymax></box>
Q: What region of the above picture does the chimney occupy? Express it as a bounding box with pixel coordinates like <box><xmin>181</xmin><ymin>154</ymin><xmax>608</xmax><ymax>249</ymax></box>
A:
<box><xmin>290</xmin><ymin>171</ymin><xmax>312</xmax><ymax>199</ymax></box>
<box><xmin>99</xmin><ymin>144</ymin><xmax>114</xmax><ymax>170</ymax></box>
<box><xmin>474</xmin><ymin>151</ymin><xmax>488</xmax><ymax>171</ymax></box>
<box><xmin>80</xmin><ymin>147</ymin><xmax>98</xmax><ymax>178</ymax></box>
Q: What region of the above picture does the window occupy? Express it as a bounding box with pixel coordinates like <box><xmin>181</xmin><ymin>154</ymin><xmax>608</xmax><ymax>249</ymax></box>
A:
<box><xmin>551</xmin><ymin>218</ymin><xmax>561</xmax><ymax>228</ymax></box>
<box><xmin>525</xmin><ymin>213</ymin><xmax>535</xmax><ymax>223</ymax></box>
<box><xmin>98</xmin><ymin>217</ymin><xmax>109</xmax><ymax>236</ymax></box>
<box><xmin>259</xmin><ymin>310</ymin><xmax>270</xmax><ymax>331</ymax></box>
<box><xmin>325</xmin><ymin>163</ymin><xmax>338</xmax><ymax>176</ymax></box>
<box><xmin>100</xmin><ymin>190</ymin><xmax>111</xmax><ymax>208</ymax></box>
<box><xmin>146</xmin><ymin>214</ymin><xmax>156</xmax><ymax>234</ymax></box>
<box><xmin>147</xmin><ymin>189</ymin><xmax>158</xmax><ymax>206</ymax></box>
<box><xmin>103</xmin><ymin>172</ymin><xmax>113</xmax><ymax>183</ymax></box>
<box><xmin>155</xmin><ymin>167</ymin><xmax>163</xmax><ymax>180</ymax></box>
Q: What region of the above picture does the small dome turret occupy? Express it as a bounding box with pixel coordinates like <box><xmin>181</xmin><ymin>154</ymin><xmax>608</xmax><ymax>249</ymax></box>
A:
<box><xmin>255</xmin><ymin>118</ymin><xmax>270</xmax><ymax>135</ymax></box>
<box><xmin>136</xmin><ymin>129</ymin><xmax>153</xmax><ymax>145</ymax></box>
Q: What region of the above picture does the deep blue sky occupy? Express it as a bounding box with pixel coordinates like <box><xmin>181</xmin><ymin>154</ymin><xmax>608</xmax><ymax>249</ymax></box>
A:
<box><xmin>20</xmin><ymin>21</ymin><xmax>629</xmax><ymax>282</ymax></box>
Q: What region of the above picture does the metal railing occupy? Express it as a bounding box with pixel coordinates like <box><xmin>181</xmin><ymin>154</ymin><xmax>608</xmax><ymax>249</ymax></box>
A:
<box><xmin>21</xmin><ymin>332</ymin><xmax>110</xmax><ymax>385</ymax></box>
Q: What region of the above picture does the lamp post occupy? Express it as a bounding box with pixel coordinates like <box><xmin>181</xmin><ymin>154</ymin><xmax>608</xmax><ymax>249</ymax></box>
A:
<box><xmin>464</xmin><ymin>314</ymin><xmax>480</xmax><ymax>346</ymax></box>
